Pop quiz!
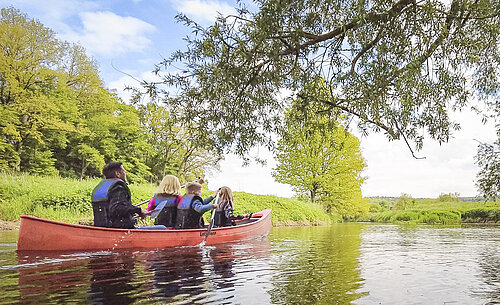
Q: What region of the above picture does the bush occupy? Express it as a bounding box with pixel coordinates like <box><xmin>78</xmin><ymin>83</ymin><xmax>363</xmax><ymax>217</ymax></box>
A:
<box><xmin>462</xmin><ymin>209</ymin><xmax>500</xmax><ymax>223</ymax></box>
<box><xmin>393</xmin><ymin>193</ymin><xmax>417</xmax><ymax>211</ymax></box>
<box><xmin>369</xmin><ymin>203</ymin><xmax>386</xmax><ymax>213</ymax></box>
<box><xmin>438</xmin><ymin>193</ymin><xmax>460</xmax><ymax>202</ymax></box>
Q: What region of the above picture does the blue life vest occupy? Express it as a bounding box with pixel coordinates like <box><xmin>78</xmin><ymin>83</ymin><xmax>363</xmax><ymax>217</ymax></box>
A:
<box><xmin>91</xmin><ymin>179</ymin><xmax>128</xmax><ymax>227</ymax></box>
<box><xmin>152</xmin><ymin>194</ymin><xmax>178</xmax><ymax>227</ymax></box>
<box><xmin>175</xmin><ymin>195</ymin><xmax>204</xmax><ymax>229</ymax></box>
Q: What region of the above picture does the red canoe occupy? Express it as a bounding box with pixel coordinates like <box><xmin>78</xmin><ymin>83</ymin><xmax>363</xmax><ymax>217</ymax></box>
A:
<box><xmin>17</xmin><ymin>209</ymin><xmax>271</xmax><ymax>251</ymax></box>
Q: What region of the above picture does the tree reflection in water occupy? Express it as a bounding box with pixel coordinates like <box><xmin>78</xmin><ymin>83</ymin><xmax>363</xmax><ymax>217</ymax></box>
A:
<box><xmin>268</xmin><ymin>224</ymin><xmax>366</xmax><ymax>304</ymax></box>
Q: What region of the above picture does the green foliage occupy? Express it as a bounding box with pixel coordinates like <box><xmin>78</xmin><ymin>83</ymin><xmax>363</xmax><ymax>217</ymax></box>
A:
<box><xmin>137</xmin><ymin>103</ymin><xmax>222</xmax><ymax>183</ymax></box>
<box><xmin>438</xmin><ymin>193</ymin><xmax>460</xmax><ymax>202</ymax></box>
<box><xmin>231</xmin><ymin>192</ymin><xmax>334</xmax><ymax>225</ymax></box>
<box><xmin>0</xmin><ymin>7</ymin><xmax>151</xmax><ymax>179</ymax></box>
<box><xmin>462</xmin><ymin>209</ymin><xmax>500</xmax><ymax>223</ymax></box>
<box><xmin>0</xmin><ymin>7</ymin><xmax>224</xmax><ymax>183</ymax></box>
<box><xmin>475</xmin><ymin>140</ymin><xmax>500</xmax><ymax>200</ymax></box>
<box><xmin>358</xmin><ymin>210</ymin><xmax>462</xmax><ymax>224</ymax></box>
<box><xmin>393</xmin><ymin>193</ymin><xmax>417</xmax><ymax>211</ymax></box>
<box><xmin>368</xmin><ymin>203</ymin><xmax>386</xmax><ymax>213</ymax></box>
<box><xmin>154</xmin><ymin>0</ymin><xmax>500</xmax><ymax>159</ymax></box>
<box><xmin>378</xmin><ymin>201</ymin><xmax>389</xmax><ymax>209</ymax></box>
<box><xmin>0</xmin><ymin>172</ymin><xmax>332</xmax><ymax>225</ymax></box>
<box><xmin>359</xmin><ymin>196</ymin><xmax>500</xmax><ymax>224</ymax></box>
<box><xmin>273</xmin><ymin>93</ymin><xmax>368</xmax><ymax>218</ymax></box>
<box><xmin>0</xmin><ymin>173</ymin><xmax>97</xmax><ymax>221</ymax></box>
<box><xmin>0</xmin><ymin>172</ymin><xmax>157</xmax><ymax>222</ymax></box>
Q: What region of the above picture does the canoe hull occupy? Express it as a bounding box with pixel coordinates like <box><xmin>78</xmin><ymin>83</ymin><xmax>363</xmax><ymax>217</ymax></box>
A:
<box><xmin>17</xmin><ymin>209</ymin><xmax>271</xmax><ymax>251</ymax></box>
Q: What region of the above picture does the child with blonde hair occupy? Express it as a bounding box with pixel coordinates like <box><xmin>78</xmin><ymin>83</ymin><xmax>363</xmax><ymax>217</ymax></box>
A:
<box><xmin>175</xmin><ymin>182</ymin><xmax>218</xmax><ymax>229</ymax></box>
<box><xmin>213</xmin><ymin>186</ymin><xmax>245</xmax><ymax>227</ymax></box>
<box><xmin>147</xmin><ymin>175</ymin><xmax>182</xmax><ymax>228</ymax></box>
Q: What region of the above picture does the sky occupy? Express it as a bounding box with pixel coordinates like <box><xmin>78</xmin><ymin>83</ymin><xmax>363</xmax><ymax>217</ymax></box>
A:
<box><xmin>3</xmin><ymin>0</ymin><xmax>497</xmax><ymax>198</ymax></box>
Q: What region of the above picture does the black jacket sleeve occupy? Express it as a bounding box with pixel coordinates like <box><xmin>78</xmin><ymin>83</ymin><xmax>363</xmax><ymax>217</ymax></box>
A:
<box><xmin>108</xmin><ymin>184</ymin><xmax>141</xmax><ymax>218</ymax></box>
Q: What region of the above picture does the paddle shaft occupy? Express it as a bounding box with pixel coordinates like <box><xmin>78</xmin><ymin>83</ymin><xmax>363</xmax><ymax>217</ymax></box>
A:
<box><xmin>202</xmin><ymin>193</ymin><xmax>219</xmax><ymax>243</ymax></box>
<box><xmin>134</xmin><ymin>199</ymin><xmax>149</xmax><ymax>207</ymax></box>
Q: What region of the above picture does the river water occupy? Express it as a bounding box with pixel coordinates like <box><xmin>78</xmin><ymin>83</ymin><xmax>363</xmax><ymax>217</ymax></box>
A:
<box><xmin>0</xmin><ymin>223</ymin><xmax>499</xmax><ymax>304</ymax></box>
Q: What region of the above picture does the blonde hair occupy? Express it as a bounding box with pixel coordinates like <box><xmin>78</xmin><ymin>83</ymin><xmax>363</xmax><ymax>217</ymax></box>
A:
<box><xmin>217</xmin><ymin>186</ymin><xmax>233</xmax><ymax>210</ymax></box>
<box><xmin>156</xmin><ymin>175</ymin><xmax>181</xmax><ymax>195</ymax></box>
<box><xmin>185</xmin><ymin>182</ymin><xmax>202</xmax><ymax>195</ymax></box>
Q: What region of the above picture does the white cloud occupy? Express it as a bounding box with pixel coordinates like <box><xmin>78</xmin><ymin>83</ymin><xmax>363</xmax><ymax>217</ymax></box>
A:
<box><xmin>171</xmin><ymin>0</ymin><xmax>237</xmax><ymax>24</ymax></box>
<box><xmin>0</xmin><ymin>0</ymin><xmax>98</xmax><ymax>37</ymax></box>
<box><xmin>1</xmin><ymin>1</ymin><xmax>157</xmax><ymax>57</ymax></box>
<box><xmin>61</xmin><ymin>11</ymin><xmax>156</xmax><ymax>57</ymax></box>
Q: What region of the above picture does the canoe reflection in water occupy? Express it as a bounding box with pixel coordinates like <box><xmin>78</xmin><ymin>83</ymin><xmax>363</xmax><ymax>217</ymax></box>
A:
<box><xmin>16</xmin><ymin>251</ymin><xmax>92</xmax><ymax>304</ymax></box>
<box><xmin>144</xmin><ymin>238</ymin><xmax>271</xmax><ymax>304</ymax></box>
<box><xmin>15</xmin><ymin>237</ymin><xmax>271</xmax><ymax>304</ymax></box>
<box><xmin>88</xmin><ymin>252</ymin><xmax>136</xmax><ymax>305</ymax></box>
<box><xmin>146</xmin><ymin>247</ymin><xmax>205</xmax><ymax>302</ymax></box>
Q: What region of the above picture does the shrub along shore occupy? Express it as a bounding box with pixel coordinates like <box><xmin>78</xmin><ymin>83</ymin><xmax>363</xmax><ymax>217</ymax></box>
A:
<box><xmin>1</xmin><ymin>173</ymin><xmax>499</xmax><ymax>230</ymax></box>
<box><xmin>360</xmin><ymin>197</ymin><xmax>500</xmax><ymax>224</ymax></box>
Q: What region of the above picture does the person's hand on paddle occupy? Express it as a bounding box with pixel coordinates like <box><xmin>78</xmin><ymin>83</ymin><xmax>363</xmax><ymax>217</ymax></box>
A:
<box><xmin>139</xmin><ymin>209</ymin><xmax>149</xmax><ymax>219</ymax></box>
<box><xmin>142</xmin><ymin>209</ymin><xmax>153</xmax><ymax>217</ymax></box>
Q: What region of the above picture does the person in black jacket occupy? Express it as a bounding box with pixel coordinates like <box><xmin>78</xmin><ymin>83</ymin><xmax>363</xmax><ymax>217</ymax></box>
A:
<box><xmin>91</xmin><ymin>161</ymin><xmax>145</xmax><ymax>229</ymax></box>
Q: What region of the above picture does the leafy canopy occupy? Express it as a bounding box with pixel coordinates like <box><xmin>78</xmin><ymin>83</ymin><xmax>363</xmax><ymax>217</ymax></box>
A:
<box><xmin>273</xmin><ymin>85</ymin><xmax>368</xmax><ymax>216</ymax></box>
<box><xmin>154</xmin><ymin>0</ymin><xmax>499</xmax><ymax>158</ymax></box>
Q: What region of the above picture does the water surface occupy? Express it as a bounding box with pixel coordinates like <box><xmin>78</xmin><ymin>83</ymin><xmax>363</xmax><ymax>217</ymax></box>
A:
<box><xmin>0</xmin><ymin>223</ymin><xmax>499</xmax><ymax>304</ymax></box>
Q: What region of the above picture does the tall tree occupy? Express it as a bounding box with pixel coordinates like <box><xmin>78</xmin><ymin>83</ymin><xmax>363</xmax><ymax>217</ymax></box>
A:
<box><xmin>153</xmin><ymin>0</ymin><xmax>499</xmax><ymax>159</ymax></box>
<box><xmin>0</xmin><ymin>7</ymin><xmax>72</xmax><ymax>174</ymax></box>
<box><xmin>138</xmin><ymin>102</ymin><xmax>222</xmax><ymax>183</ymax></box>
<box><xmin>273</xmin><ymin>88</ymin><xmax>367</xmax><ymax>216</ymax></box>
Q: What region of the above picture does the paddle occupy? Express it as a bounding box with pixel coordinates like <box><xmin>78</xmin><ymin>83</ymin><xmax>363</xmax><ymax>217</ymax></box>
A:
<box><xmin>134</xmin><ymin>199</ymin><xmax>154</xmax><ymax>218</ymax></box>
<box><xmin>200</xmin><ymin>193</ymin><xmax>219</xmax><ymax>245</ymax></box>
<box><xmin>134</xmin><ymin>199</ymin><xmax>149</xmax><ymax>207</ymax></box>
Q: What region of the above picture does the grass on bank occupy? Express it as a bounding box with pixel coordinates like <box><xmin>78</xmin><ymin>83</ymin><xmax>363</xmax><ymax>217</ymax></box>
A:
<box><xmin>0</xmin><ymin>173</ymin><xmax>334</xmax><ymax>226</ymax></box>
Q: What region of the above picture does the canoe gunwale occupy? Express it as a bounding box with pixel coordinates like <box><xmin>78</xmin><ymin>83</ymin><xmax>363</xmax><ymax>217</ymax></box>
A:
<box><xmin>19</xmin><ymin>209</ymin><xmax>269</xmax><ymax>232</ymax></box>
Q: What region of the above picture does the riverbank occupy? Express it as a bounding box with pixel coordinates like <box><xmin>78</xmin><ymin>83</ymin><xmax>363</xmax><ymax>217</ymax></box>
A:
<box><xmin>360</xmin><ymin>198</ymin><xmax>500</xmax><ymax>224</ymax></box>
<box><xmin>0</xmin><ymin>220</ymin><xmax>20</xmax><ymax>231</ymax></box>
<box><xmin>0</xmin><ymin>173</ymin><xmax>334</xmax><ymax>227</ymax></box>
<box><xmin>2</xmin><ymin>173</ymin><xmax>498</xmax><ymax>227</ymax></box>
